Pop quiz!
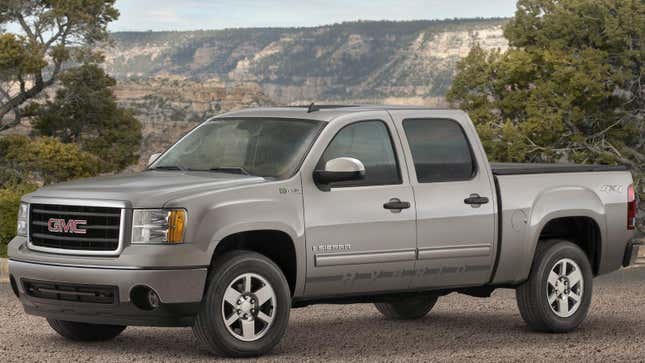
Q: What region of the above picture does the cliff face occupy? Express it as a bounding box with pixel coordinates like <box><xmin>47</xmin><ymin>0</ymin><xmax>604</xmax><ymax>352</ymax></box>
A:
<box><xmin>104</xmin><ymin>18</ymin><xmax>508</xmax><ymax>104</ymax></box>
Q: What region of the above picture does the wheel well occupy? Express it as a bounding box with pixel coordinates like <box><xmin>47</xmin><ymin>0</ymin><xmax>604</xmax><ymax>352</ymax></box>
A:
<box><xmin>211</xmin><ymin>230</ymin><xmax>297</xmax><ymax>295</ymax></box>
<box><xmin>538</xmin><ymin>217</ymin><xmax>601</xmax><ymax>275</ymax></box>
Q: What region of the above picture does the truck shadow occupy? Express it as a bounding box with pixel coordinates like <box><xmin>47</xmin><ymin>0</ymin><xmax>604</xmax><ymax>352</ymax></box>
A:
<box><xmin>280</xmin><ymin>309</ymin><xmax>639</xmax><ymax>359</ymax></box>
<box><xmin>38</xmin><ymin>307</ymin><xmax>641</xmax><ymax>361</ymax></box>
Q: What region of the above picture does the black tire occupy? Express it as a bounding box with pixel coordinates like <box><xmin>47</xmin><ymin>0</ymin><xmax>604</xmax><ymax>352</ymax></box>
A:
<box><xmin>47</xmin><ymin>319</ymin><xmax>126</xmax><ymax>341</ymax></box>
<box><xmin>374</xmin><ymin>296</ymin><xmax>439</xmax><ymax>320</ymax></box>
<box><xmin>516</xmin><ymin>239</ymin><xmax>593</xmax><ymax>333</ymax></box>
<box><xmin>193</xmin><ymin>250</ymin><xmax>291</xmax><ymax>357</ymax></box>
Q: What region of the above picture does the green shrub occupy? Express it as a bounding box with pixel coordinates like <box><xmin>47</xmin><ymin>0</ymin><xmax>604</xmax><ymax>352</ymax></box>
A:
<box><xmin>0</xmin><ymin>135</ymin><xmax>102</xmax><ymax>186</ymax></box>
<box><xmin>0</xmin><ymin>183</ymin><xmax>37</xmax><ymax>257</ymax></box>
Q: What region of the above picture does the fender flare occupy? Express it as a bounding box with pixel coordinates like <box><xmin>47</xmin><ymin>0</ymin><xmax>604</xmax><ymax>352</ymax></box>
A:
<box><xmin>517</xmin><ymin>186</ymin><xmax>606</xmax><ymax>282</ymax></box>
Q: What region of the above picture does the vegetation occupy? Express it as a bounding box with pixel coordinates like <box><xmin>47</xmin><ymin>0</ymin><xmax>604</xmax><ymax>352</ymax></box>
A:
<box><xmin>0</xmin><ymin>0</ymin><xmax>119</xmax><ymax>130</ymax></box>
<box><xmin>0</xmin><ymin>135</ymin><xmax>102</xmax><ymax>186</ymax></box>
<box><xmin>33</xmin><ymin>64</ymin><xmax>142</xmax><ymax>172</ymax></box>
<box><xmin>448</xmin><ymin>0</ymin><xmax>644</xmax><ymax>193</ymax></box>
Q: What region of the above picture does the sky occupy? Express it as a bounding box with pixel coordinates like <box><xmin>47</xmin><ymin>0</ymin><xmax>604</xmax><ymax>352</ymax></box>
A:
<box><xmin>110</xmin><ymin>0</ymin><xmax>518</xmax><ymax>32</ymax></box>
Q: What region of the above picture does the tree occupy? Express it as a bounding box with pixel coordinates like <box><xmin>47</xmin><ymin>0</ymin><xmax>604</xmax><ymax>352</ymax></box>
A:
<box><xmin>0</xmin><ymin>0</ymin><xmax>119</xmax><ymax>130</ymax></box>
<box><xmin>33</xmin><ymin>64</ymin><xmax>142</xmax><ymax>172</ymax></box>
<box><xmin>448</xmin><ymin>0</ymin><xmax>644</xmax><ymax>177</ymax></box>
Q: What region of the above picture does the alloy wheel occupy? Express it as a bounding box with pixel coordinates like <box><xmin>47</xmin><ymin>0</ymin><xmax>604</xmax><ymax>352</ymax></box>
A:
<box><xmin>221</xmin><ymin>272</ymin><xmax>277</xmax><ymax>342</ymax></box>
<box><xmin>546</xmin><ymin>258</ymin><xmax>584</xmax><ymax>318</ymax></box>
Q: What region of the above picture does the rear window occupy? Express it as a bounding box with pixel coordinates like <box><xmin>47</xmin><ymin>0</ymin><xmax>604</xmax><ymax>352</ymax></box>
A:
<box><xmin>403</xmin><ymin>118</ymin><xmax>476</xmax><ymax>183</ymax></box>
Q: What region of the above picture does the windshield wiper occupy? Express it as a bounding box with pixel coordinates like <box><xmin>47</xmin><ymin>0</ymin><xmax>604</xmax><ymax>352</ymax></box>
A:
<box><xmin>207</xmin><ymin>166</ymin><xmax>251</xmax><ymax>175</ymax></box>
<box><xmin>148</xmin><ymin>165</ymin><xmax>185</xmax><ymax>171</ymax></box>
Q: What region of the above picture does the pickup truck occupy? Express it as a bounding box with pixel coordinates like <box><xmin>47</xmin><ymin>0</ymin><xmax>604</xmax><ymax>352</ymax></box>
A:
<box><xmin>8</xmin><ymin>105</ymin><xmax>641</xmax><ymax>357</ymax></box>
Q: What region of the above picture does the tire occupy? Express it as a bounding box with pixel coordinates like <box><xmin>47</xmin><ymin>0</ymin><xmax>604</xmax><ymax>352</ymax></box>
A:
<box><xmin>374</xmin><ymin>296</ymin><xmax>439</xmax><ymax>320</ymax></box>
<box><xmin>47</xmin><ymin>319</ymin><xmax>126</xmax><ymax>341</ymax></box>
<box><xmin>193</xmin><ymin>250</ymin><xmax>291</xmax><ymax>357</ymax></box>
<box><xmin>516</xmin><ymin>239</ymin><xmax>593</xmax><ymax>333</ymax></box>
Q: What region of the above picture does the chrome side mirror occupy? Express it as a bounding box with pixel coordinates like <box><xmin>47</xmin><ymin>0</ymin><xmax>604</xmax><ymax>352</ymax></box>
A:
<box><xmin>313</xmin><ymin>157</ymin><xmax>366</xmax><ymax>185</ymax></box>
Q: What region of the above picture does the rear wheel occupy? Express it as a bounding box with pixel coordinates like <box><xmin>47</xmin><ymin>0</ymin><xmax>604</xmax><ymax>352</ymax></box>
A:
<box><xmin>47</xmin><ymin>319</ymin><xmax>126</xmax><ymax>341</ymax></box>
<box><xmin>516</xmin><ymin>239</ymin><xmax>593</xmax><ymax>332</ymax></box>
<box><xmin>193</xmin><ymin>251</ymin><xmax>291</xmax><ymax>357</ymax></box>
<box><xmin>374</xmin><ymin>296</ymin><xmax>439</xmax><ymax>320</ymax></box>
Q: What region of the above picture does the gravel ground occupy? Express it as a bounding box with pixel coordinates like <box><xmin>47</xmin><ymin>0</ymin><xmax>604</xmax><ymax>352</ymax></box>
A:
<box><xmin>1</xmin><ymin>267</ymin><xmax>644</xmax><ymax>362</ymax></box>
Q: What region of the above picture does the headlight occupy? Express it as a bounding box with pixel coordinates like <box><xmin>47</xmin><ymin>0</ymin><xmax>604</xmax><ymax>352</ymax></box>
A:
<box><xmin>17</xmin><ymin>202</ymin><xmax>29</xmax><ymax>237</ymax></box>
<box><xmin>131</xmin><ymin>209</ymin><xmax>187</xmax><ymax>244</ymax></box>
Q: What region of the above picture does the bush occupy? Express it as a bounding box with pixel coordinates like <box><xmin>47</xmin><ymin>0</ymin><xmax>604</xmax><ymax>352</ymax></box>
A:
<box><xmin>0</xmin><ymin>135</ymin><xmax>102</xmax><ymax>186</ymax></box>
<box><xmin>0</xmin><ymin>183</ymin><xmax>37</xmax><ymax>257</ymax></box>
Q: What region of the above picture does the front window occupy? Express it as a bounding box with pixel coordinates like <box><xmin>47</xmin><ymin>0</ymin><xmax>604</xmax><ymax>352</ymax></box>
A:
<box><xmin>317</xmin><ymin>120</ymin><xmax>401</xmax><ymax>187</ymax></box>
<box><xmin>151</xmin><ymin>118</ymin><xmax>323</xmax><ymax>178</ymax></box>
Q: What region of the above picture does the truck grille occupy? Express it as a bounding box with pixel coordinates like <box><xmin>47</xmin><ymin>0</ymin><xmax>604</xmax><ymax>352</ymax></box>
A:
<box><xmin>29</xmin><ymin>204</ymin><xmax>122</xmax><ymax>252</ymax></box>
<box><xmin>22</xmin><ymin>279</ymin><xmax>118</xmax><ymax>304</ymax></box>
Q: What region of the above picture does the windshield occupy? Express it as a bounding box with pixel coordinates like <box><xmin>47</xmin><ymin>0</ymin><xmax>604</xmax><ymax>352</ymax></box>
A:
<box><xmin>150</xmin><ymin>118</ymin><xmax>324</xmax><ymax>178</ymax></box>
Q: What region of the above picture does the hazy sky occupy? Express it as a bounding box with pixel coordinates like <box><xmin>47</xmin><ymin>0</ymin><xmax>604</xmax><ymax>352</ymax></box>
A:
<box><xmin>110</xmin><ymin>0</ymin><xmax>517</xmax><ymax>32</ymax></box>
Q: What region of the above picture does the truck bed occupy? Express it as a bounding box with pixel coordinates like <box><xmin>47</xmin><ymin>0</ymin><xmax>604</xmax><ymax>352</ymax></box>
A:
<box><xmin>491</xmin><ymin>163</ymin><xmax>628</xmax><ymax>176</ymax></box>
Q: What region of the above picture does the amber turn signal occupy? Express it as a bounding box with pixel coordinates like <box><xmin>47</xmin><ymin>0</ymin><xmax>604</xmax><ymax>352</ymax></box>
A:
<box><xmin>167</xmin><ymin>209</ymin><xmax>187</xmax><ymax>243</ymax></box>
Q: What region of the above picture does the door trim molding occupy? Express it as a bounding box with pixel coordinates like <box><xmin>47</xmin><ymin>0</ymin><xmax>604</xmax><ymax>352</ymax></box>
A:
<box><xmin>417</xmin><ymin>244</ymin><xmax>491</xmax><ymax>261</ymax></box>
<box><xmin>315</xmin><ymin>248</ymin><xmax>416</xmax><ymax>267</ymax></box>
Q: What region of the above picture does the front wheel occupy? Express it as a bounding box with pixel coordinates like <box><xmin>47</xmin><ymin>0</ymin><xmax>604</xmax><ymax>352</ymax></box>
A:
<box><xmin>193</xmin><ymin>251</ymin><xmax>291</xmax><ymax>357</ymax></box>
<box><xmin>516</xmin><ymin>239</ymin><xmax>593</xmax><ymax>333</ymax></box>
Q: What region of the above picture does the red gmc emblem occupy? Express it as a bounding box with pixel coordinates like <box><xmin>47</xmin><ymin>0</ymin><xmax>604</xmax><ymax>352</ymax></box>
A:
<box><xmin>47</xmin><ymin>218</ymin><xmax>87</xmax><ymax>234</ymax></box>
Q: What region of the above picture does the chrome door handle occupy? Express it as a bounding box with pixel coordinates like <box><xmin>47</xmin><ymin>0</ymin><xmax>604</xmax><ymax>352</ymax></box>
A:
<box><xmin>383</xmin><ymin>198</ymin><xmax>410</xmax><ymax>211</ymax></box>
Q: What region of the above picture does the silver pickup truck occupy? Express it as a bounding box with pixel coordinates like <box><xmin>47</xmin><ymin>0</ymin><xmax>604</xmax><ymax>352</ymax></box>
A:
<box><xmin>8</xmin><ymin>106</ymin><xmax>641</xmax><ymax>357</ymax></box>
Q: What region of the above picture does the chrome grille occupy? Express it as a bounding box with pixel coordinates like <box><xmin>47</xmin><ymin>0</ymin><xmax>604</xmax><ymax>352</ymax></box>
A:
<box><xmin>29</xmin><ymin>204</ymin><xmax>122</xmax><ymax>252</ymax></box>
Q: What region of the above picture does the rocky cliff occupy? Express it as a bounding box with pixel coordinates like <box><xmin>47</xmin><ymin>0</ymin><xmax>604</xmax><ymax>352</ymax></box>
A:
<box><xmin>104</xmin><ymin>18</ymin><xmax>508</xmax><ymax>105</ymax></box>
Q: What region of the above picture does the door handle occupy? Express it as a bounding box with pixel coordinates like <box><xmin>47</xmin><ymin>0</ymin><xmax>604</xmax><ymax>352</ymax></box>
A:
<box><xmin>383</xmin><ymin>198</ymin><xmax>411</xmax><ymax>210</ymax></box>
<box><xmin>464</xmin><ymin>194</ymin><xmax>489</xmax><ymax>206</ymax></box>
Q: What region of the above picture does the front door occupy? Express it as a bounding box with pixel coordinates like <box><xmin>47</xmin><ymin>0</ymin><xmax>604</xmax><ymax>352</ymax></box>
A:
<box><xmin>302</xmin><ymin>113</ymin><xmax>417</xmax><ymax>297</ymax></box>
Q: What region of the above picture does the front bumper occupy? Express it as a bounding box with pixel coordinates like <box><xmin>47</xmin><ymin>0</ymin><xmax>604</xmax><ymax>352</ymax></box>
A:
<box><xmin>9</xmin><ymin>259</ymin><xmax>207</xmax><ymax>327</ymax></box>
<box><xmin>623</xmin><ymin>240</ymin><xmax>644</xmax><ymax>267</ymax></box>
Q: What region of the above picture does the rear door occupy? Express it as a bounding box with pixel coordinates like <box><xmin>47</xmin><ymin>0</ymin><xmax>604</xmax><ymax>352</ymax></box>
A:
<box><xmin>389</xmin><ymin>110</ymin><xmax>498</xmax><ymax>288</ymax></box>
<box><xmin>302</xmin><ymin>111</ymin><xmax>417</xmax><ymax>297</ymax></box>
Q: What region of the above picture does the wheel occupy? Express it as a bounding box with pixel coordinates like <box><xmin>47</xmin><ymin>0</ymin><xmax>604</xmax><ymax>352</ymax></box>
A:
<box><xmin>374</xmin><ymin>296</ymin><xmax>439</xmax><ymax>320</ymax></box>
<box><xmin>193</xmin><ymin>250</ymin><xmax>291</xmax><ymax>357</ymax></box>
<box><xmin>516</xmin><ymin>239</ymin><xmax>593</xmax><ymax>333</ymax></box>
<box><xmin>47</xmin><ymin>319</ymin><xmax>126</xmax><ymax>341</ymax></box>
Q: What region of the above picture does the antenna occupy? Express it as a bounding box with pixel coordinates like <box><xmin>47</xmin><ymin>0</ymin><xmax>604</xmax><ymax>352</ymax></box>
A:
<box><xmin>307</xmin><ymin>102</ymin><xmax>320</xmax><ymax>113</ymax></box>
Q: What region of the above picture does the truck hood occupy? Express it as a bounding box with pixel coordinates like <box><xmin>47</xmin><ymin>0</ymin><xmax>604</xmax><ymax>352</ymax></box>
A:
<box><xmin>25</xmin><ymin>170</ymin><xmax>267</xmax><ymax>208</ymax></box>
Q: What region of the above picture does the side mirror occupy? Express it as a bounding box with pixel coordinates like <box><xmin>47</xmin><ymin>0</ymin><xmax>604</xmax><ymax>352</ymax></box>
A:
<box><xmin>313</xmin><ymin>157</ymin><xmax>365</xmax><ymax>185</ymax></box>
<box><xmin>148</xmin><ymin>152</ymin><xmax>162</xmax><ymax>166</ymax></box>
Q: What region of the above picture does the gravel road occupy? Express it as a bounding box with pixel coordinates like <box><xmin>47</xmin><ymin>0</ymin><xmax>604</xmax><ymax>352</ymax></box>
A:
<box><xmin>1</xmin><ymin>267</ymin><xmax>644</xmax><ymax>362</ymax></box>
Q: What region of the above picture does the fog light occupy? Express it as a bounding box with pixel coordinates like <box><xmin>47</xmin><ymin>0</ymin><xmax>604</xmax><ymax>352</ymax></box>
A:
<box><xmin>147</xmin><ymin>289</ymin><xmax>160</xmax><ymax>309</ymax></box>
<box><xmin>131</xmin><ymin>285</ymin><xmax>161</xmax><ymax>311</ymax></box>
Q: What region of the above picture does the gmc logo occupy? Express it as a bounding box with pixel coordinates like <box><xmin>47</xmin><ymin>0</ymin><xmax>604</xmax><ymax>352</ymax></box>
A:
<box><xmin>47</xmin><ymin>218</ymin><xmax>87</xmax><ymax>234</ymax></box>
